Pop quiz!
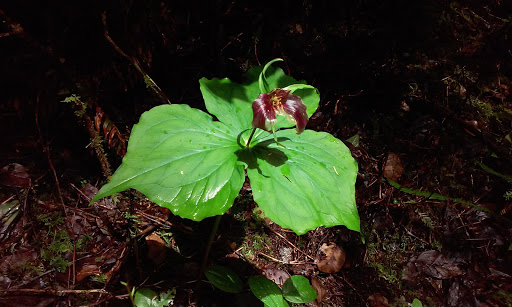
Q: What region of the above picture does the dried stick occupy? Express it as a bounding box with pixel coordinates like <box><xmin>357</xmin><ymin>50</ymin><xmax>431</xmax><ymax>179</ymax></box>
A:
<box><xmin>268</xmin><ymin>228</ymin><xmax>315</xmax><ymax>261</ymax></box>
<box><xmin>101</xmin><ymin>11</ymin><xmax>171</xmax><ymax>105</ymax></box>
<box><xmin>0</xmin><ymin>288</ymin><xmax>108</xmax><ymax>296</ymax></box>
<box><xmin>256</xmin><ymin>252</ymin><xmax>310</xmax><ymax>265</ymax></box>
<box><xmin>35</xmin><ymin>95</ymin><xmax>68</xmax><ymax>221</ymax></box>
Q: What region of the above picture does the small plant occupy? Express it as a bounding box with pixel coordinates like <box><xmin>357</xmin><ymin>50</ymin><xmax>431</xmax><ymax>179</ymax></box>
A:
<box><xmin>40</xmin><ymin>229</ymin><xmax>73</xmax><ymax>272</ymax></box>
<box><xmin>36</xmin><ymin>213</ymin><xmax>73</xmax><ymax>272</ymax></box>
<box><xmin>121</xmin><ymin>282</ymin><xmax>175</xmax><ymax>307</ymax></box>
<box><xmin>91</xmin><ymin>59</ymin><xmax>359</xmax><ymax>235</ymax></box>
<box><xmin>504</xmin><ymin>190</ymin><xmax>512</xmax><ymax>201</ymax></box>
<box><xmin>133</xmin><ymin>288</ymin><xmax>175</xmax><ymax>307</ymax></box>
<box><xmin>250</xmin><ymin>275</ymin><xmax>317</xmax><ymax>305</ymax></box>
<box><xmin>91</xmin><ymin>274</ymin><xmax>108</xmax><ymax>284</ymax></box>
<box><xmin>204</xmin><ymin>265</ymin><xmax>317</xmax><ymax>306</ymax></box>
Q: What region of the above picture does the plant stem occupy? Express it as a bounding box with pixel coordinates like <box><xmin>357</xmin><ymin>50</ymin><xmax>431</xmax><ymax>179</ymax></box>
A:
<box><xmin>198</xmin><ymin>215</ymin><xmax>222</xmax><ymax>280</ymax></box>
<box><xmin>246</xmin><ymin>128</ymin><xmax>257</xmax><ymax>147</ymax></box>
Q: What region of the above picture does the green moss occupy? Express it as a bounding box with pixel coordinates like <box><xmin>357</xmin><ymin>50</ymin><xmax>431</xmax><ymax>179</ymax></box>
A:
<box><xmin>37</xmin><ymin>212</ymin><xmax>64</xmax><ymax>228</ymax></box>
<box><xmin>49</xmin><ymin>257</ymin><xmax>72</xmax><ymax>273</ymax></box>
<box><xmin>252</xmin><ymin>234</ymin><xmax>270</xmax><ymax>250</ymax></box>
<box><xmin>431</xmin><ymin>240</ymin><xmax>443</xmax><ymax>252</ymax></box>
<box><xmin>366</xmin><ymin>229</ymin><xmax>426</xmax><ymax>288</ymax></box>
<box><xmin>493</xmin><ymin>289</ymin><xmax>512</xmax><ymax>306</ymax></box>
<box><xmin>36</xmin><ymin>212</ymin><xmax>74</xmax><ymax>272</ymax></box>
<box><xmin>157</xmin><ymin>231</ymin><xmax>174</xmax><ymax>249</ymax></box>
<box><xmin>470</xmin><ymin>96</ymin><xmax>494</xmax><ymax>120</ymax></box>
<box><xmin>240</xmin><ymin>233</ymin><xmax>271</xmax><ymax>259</ymax></box>
<box><xmin>76</xmin><ymin>234</ymin><xmax>93</xmax><ymax>250</ymax></box>
<box><xmin>368</xmin><ymin>260</ymin><xmax>401</xmax><ymax>285</ymax></box>
<box><xmin>18</xmin><ymin>262</ymin><xmax>44</xmax><ymax>274</ymax></box>
<box><xmin>91</xmin><ymin>274</ymin><xmax>108</xmax><ymax>283</ymax></box>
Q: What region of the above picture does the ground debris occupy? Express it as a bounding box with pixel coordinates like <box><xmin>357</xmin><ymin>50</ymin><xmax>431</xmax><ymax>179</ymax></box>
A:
<box><xmin>0</xmin><ymin>163</ymin><xmax>31</xmax><ymax>188</ymax></box>
<box><xmin>316</xmin><ymin>243</ymin><xmax>346</xmax><ymax>274</ymax></box>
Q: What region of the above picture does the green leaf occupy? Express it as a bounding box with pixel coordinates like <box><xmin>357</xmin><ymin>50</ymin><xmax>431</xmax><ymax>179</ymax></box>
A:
<box><xmin>244</xmin><ymin>129</ymin><xmax>359</xmax><ymax>234</ymax></box>
<box><xmin>199</xmin><ymin>65</ymin><xmax>319</xmax><ymax>142</ymax></box>
<box><xmin>91</xmin><ymin>104</ymin><xmax>245</xmax><ymax>221</ymax></box>
<box><xmin>248</xmin><ymin>276</ymin><xmax>288</xmax><ymax>307</ymax></box>
<box><xmin>412</xmin><ymin>298</ymin><xmax>423</xmax><ymax>307</ymax></box>
<box><xmin>346</xmin><ymin>133</ymin><xmax>360</xmax><ymax>147</ymax></box>
<box><xmin>199</xmin><ymin>76</ymin><xmax>256</xmax><ymax>133</ymax></box>
<box><xmin>282</xmin><ymin>275</ymin><xmax>317</xmax><ymax>304</ymax></box>
<box><xmin>0</xmin><ymin>200</ymin><xmax>20</xmax><ymax>228</ymax></box>
<box><xmin>134</xmin><ymin>288</ymin><xmax>174</xmax><ymax>307</ymax></box>
<box><xmin>205</xmin><ymin>265</ymin><xmax>243</xmax><ymax>294</ymax></box>
<box><xmin>133</xmin><ymin>288</ymin><xmax>157</xmax><ymax>307</ymax></box>
<box><xmin>282</xmin><ymin>83</ymin><xmax>316</xmax><ymax>94</ymax></box>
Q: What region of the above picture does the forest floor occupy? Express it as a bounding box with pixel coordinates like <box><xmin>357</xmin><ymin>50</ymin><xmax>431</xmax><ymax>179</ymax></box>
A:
<box><xmin>0</xmin><ymin>2</ymin><xmax>511</xmax><ymax>306</ymax></box>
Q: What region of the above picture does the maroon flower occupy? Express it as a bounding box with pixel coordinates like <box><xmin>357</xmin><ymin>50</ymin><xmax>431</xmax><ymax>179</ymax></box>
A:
<box><xmin>251</xmin><ymin>88</ymin><xmax>308</xmax><ymax>134</ymax></box>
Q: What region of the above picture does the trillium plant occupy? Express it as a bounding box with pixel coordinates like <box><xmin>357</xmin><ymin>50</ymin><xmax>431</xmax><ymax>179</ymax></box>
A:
<box><xmin>91</xmin><ymin>59</ymin><xmax>360</xmax><ymax>234</ymax></box>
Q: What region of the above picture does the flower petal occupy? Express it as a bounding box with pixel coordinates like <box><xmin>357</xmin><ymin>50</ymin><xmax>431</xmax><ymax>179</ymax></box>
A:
<box><xmin>282</xmin><ymin>94</ymin><xmax>308</xmax><ymax>134</ymax></box>
<box><xmin>252</xmin><ymin>93</ymin><xmax>276</xmax><ymax>131</ymax></box>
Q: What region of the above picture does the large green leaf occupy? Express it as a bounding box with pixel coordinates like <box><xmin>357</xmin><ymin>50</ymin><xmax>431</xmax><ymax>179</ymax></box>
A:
<box><xmin>243</xmin><ymin>129</ymin><xmax>359</xmax><ymax>235</ymax></box>
<box><xmin>91</xmin><ymin>104</ymin><xmax>245</xmax><ymax>221</ymax></box>
<box><xmin>199</xmin><ymin>66</ymin><xmax>319</xmax><ymax>142</ymax></box>
<box><xmin>248</xmin><ymin>276</ymin><xmax>288</xmax><ymax>307</ymax></box>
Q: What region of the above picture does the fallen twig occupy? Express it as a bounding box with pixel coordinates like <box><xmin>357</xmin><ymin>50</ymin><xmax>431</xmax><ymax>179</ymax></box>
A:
<box><xmin>268</xmin><ymin>228</ymin><xmax>315</xmax><ymax>261</ymax></box>
<box><xmin>256</xmin><ymin>252</ymin><xmax>310</xmax><ymax>265</ymax></box>
<box><xmin>101</xmin><ymin>11</ymin><xmax>171</xmax><ymax>105</ymax></box>
<box><xmin>0</xmin><ymin>288</ymin><xmax>108</xmax><ymax>296</ymax></box>
<box><xmin>35</xmin><ymin>95</ymin><xmax>68</xmax><ymax>221</ymax></box>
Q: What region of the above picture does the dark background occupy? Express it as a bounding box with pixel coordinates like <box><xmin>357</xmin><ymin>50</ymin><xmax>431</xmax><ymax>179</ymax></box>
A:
<box><xmin>0</xmin><ymin>1</ymin><xmax>511</xmax><ymax>306</ymax></box>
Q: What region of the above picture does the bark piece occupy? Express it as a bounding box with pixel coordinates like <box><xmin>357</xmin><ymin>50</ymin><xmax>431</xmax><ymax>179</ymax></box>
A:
<box><xmin>146</xmin><ymin>233</ymin><xmax>167</xmax><ymax>265</ymax></box>
<box><xmin>404</xmin><ymin>250</ymin><xmax>462</xmax><ymax>281</ymax></box>
<box><xmin>0</xmin><ymin>163</ymin><xmax>31</xmax><ymax>187</ymax></box>
<box><xmin>383</xmin><ymin>152</ymin><xmax>404</xmax><ymax>182</ymax></box>
<box><xmin>311</xmin><ymin>276</ymin><xmax>327</xmax><ymax>304</ymax></box>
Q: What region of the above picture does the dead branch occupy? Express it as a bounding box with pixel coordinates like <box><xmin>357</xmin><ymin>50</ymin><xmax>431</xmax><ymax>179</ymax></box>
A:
<box><xmin>101</xmin><ymin>11</ymin><xmax>171</xmax><ymax>105</ymax></box>
<box><xmin>0</xmin><ymin>288</ymin><xmax>108</xmax><ymax>296</ymax></box>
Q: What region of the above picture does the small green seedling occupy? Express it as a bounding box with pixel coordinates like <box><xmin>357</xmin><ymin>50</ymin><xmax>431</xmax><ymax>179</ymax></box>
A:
<box><xmin>91</xmin><ymin>59</ymin><xmax>359</xmax><ymax>235</ymax></box>
<box><xmin>204</xmin><ymin>265</ymin><xmax>244</xmax><ymax>293</ymax></box>
<box><xmin>133</xmin><ymin>288</ymin><xmax>175</xmax><ymax>307</ymax></box>
<box><xmin>205</xmin><ymin>265</ymin><xmax>317</xmax><ymax>306</ymax></box>
<box><xmin>122</xmin><ymin>281</ymin><xmax>175</xmax><ymax>307</ymax></box>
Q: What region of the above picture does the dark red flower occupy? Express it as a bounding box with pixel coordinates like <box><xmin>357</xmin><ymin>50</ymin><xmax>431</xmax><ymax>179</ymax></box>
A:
<box><xmin>251</xmin><ymin>88</ymin><xmax>308</xmax><ymax>134</ymax></box>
